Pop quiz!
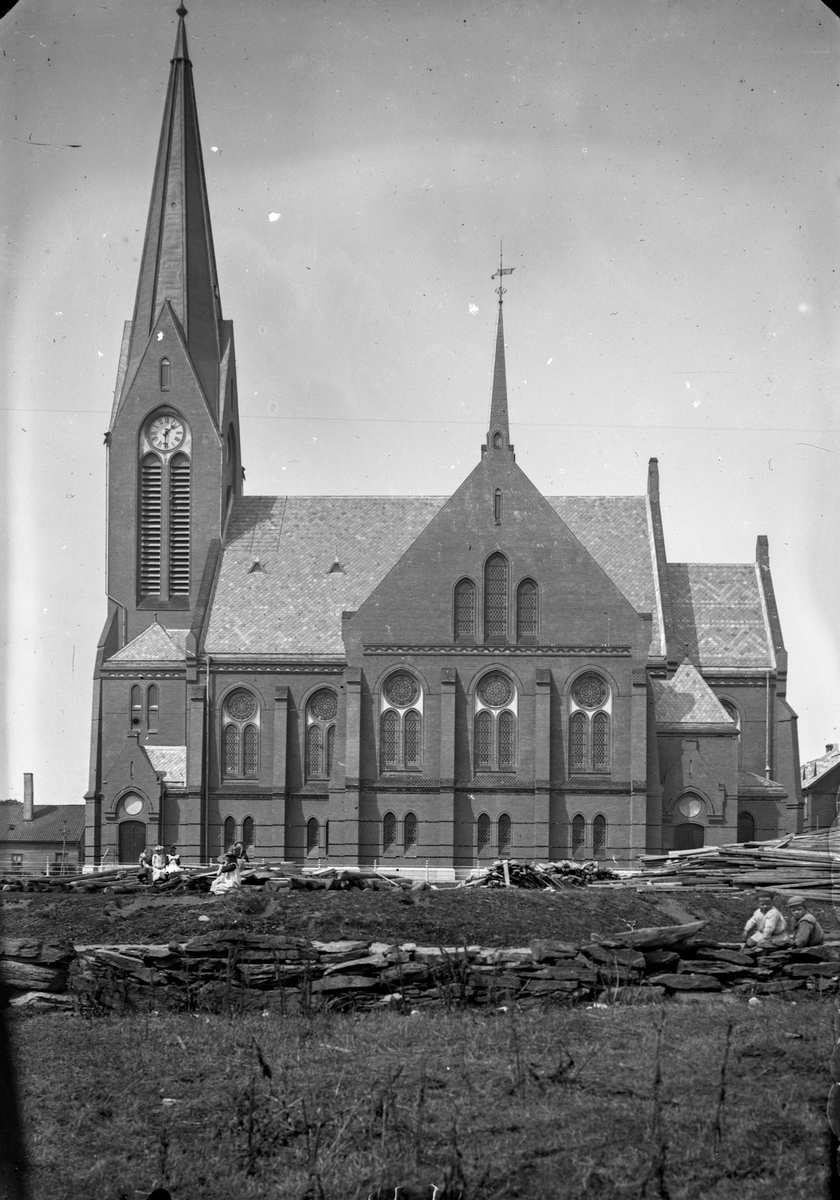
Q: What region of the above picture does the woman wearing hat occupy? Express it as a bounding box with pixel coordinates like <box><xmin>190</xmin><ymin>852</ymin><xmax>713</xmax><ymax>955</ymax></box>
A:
<box><xmin>742</xmin><ymin>891</ymin><xmax>788</xmax><ymax>950</ymax></box>
<box><xmin>784</xmin><ymin>895</ymin><xmax>824</xmax><ymax>948</ymax></box>
<box><xmin>151</xmin><ymin>844</ymin><xmax>169</xmax><ymax>883</ymax></box>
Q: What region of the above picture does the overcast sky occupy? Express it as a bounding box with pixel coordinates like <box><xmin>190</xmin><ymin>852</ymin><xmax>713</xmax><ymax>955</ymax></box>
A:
<box><xmin>2</xmin><ymin>0</ymin><xmax>838</xmax><ymax>805</ymax></box>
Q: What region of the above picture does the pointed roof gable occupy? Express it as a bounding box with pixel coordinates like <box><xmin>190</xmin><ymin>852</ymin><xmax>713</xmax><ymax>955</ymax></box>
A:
<box><xmin>108</xmin><ymin>622</ymin><xmax>187</xmax><ymax>663</ymax></box>
<box><xmin>120</xmin><ymin>6</ymin><xmax>222</xmax><ymax>411</ymax></box>
<box><xmin>651</xmin><ymin>660</ymin><xmax>734</xmax><ymax>726</ymax></box>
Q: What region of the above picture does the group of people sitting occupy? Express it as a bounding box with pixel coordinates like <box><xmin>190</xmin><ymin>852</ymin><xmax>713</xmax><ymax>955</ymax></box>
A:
<box><xmin>209</xmin><ymin>841</ymin><xmax>250</xmax><ymax>895</ymax></box>
<box><xmin>137</xmin><ymin>845</ymin><xmax>182</xmax><ymax>884</ymax></box>
<box><xmin>742</xmin><ymin>891</ymin><xmax>824</xmax><ymax>950</ymax></box>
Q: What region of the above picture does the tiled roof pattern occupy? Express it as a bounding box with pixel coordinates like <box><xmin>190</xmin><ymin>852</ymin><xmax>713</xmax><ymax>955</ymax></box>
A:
<box><xmin>651</xmin><ymin>661</ymin><xmax>734</xmax><ymax>725</ymax></box>
<box><xmin>801</xmin><ymin>747</ymin><xmax>840</xmax><ymax>789</ymax></box>
<box><xmin>668</xmin><ymin>563</ymin><xmax>771</xmax><ymax>668</ymax></box>
<box><xmin>548</xmin><ymin>496</ymin><xmax>662</xmax><ymax>656</ymax></box>
<box><xmin>145</xmin><ymin>745</ymin><xmax>187</xmax><ymax>785</ymax></box>
<box><xmin>109</xmin><ymin>623</ymin><xmax>186</xmax><ymax>663</ymax></box>
<box><xmin>0</xmin><ymin>802</ymin><xmax>86</xmax><ymax>845</ymax></box>
<box><xmin>206</xmin><ymin>496</ymin><xmax>448</xmax><ymax>655</ymax></box>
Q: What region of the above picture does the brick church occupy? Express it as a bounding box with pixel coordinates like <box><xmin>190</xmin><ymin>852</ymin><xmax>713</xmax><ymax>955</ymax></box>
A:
<box><xmin>84</xmin><ymin>10</ymin><xmax>803</xmax><ymax>871</ymax></box>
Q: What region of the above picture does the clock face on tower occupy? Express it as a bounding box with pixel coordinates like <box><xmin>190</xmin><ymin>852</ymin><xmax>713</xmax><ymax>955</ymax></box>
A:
<box><xmin>148</xmin><ymin>414</ymin><xmax>185</xmax><ymax>451</ymax></box>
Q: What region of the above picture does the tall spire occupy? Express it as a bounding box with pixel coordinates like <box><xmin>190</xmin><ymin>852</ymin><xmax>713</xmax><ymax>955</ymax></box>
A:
<box><xmin>121</xmin><ymin>4</ymin><xmax>223</xmax><ymax>410</ymax></box>
<box><xmin>485</xmin><ymin>246</ymin><xmax>514</xmax><ymax>456</ymax></box>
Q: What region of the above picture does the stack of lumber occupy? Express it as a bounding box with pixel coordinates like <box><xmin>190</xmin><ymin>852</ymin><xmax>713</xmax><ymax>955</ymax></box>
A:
<box><xmin>57</xmin><ymin>922</ymin><xmax>840</xmax><ymax>1015</ymax></box>
<box><xmin>0</xmin><ymin>861</ymin><xmax>305</xmax><ymax>894</ymax></box>
<box><xmin>460</xmin><ymin>859</ymin><xmax>619</xmax><ymax>890</ymax></box>
<box><xmin>638</xmin><ymin>833</ymin><xmax>840</xmax><ymax>900</ymax></box>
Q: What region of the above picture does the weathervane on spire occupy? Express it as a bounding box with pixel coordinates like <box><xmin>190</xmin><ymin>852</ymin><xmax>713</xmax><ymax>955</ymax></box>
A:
<box><xmin>490</xmin><ymin>241</ymin><xmax>514</xmax><ymax>304</ymax></box>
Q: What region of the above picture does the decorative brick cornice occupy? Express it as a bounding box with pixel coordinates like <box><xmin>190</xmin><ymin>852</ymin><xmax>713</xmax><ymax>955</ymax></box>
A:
<box><xmin>212</xmin><ymin>662</ymin><xmax>345</xmax><ymax>675</ymax></box>
<box><xmin>701</xmin><ymin>672</ymin><xmax>777</xmax><ymax>687</ymax></box>
<box><xmin>363</xmin><ymin>644</ymin><xmax>632</xmax><ymax>657</ymax></box>
<box><xmin>101</xmin><ymin>669</ymin><xmax>185</xmax><ymax>679</ymax></box>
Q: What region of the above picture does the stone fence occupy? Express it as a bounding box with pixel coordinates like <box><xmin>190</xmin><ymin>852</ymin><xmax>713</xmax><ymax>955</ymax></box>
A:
<box><xmin>2</xmin><ymin>933</ymin><xmax>839</xmax><ymax>1014</ymax></box>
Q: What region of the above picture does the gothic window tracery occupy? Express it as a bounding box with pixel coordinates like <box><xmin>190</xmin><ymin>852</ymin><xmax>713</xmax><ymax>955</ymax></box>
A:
<box><xmin>380</xmin><ymin>672</ymin><xmax>422</xmax><ymax>771</ymax></box>
<box><xmin>484</xmin><ymin>553</ymin><xmax>509</xmax><ymax>643</ymax></box>
<box><xmin>568</xmin><ymin>673</ymin><xmax>612</xmax><ymax>774</ymax></box>
<box><xmin>305</xmin><ymin>689</ymin><xmax>338</xmax><ymax>780</ymax></box>
<box><xmin>221</xmin><ymin>688</ymin><xmax>260</xmax><ymax>779</ymax></box>
<box><xmin>454</xmin><ymin>578</ymin><xmax>476</xmax><ymax>642</ymax></box>
<box><xmin>516</xmin><ymin>579</ymin><xmax>538</xmax><ymax>642</ymax></box>
<box><xmin>474</xmin><ymin>671</ymin><xmax>517</xmax><ymax>772</ymax></box>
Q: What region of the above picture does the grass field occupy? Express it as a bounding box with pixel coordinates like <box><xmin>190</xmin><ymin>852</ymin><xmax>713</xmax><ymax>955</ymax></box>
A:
<box><xmin>8</xmin><ymin>995</ymin><xmax>833</xmax><ymax>1200</ymax></box>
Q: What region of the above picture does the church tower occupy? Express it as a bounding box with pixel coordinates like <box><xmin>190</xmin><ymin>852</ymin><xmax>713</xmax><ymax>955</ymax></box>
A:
<box><xmin>105</xmin><ymin>5</ymin><xmax>240</xmax><ymax>647</ymax></box>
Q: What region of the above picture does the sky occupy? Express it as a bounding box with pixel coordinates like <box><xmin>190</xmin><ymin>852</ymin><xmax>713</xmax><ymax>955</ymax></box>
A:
<box><xmin>1</xmin><ymin>0</ymin><xmax>838</xmax><ymax>805</ymax></box>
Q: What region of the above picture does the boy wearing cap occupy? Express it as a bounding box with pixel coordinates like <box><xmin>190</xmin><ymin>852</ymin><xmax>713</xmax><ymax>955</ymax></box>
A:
<box><xmin>742</xmin><ymin>891</ymin><xmax>788</xmax><ymax>950</ymax></box>
<box><xmin>784</xmin><ymin>895</ymin><xmax>824</xmax><ymax>948</ymax></box>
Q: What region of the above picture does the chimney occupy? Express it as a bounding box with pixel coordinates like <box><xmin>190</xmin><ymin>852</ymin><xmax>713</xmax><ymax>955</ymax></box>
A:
<box><xmin>23</xmin><ymin>773</ymin><xmax>34</xmax><ymax>821</ymax></box>
<box><xmin>828</xmin><ymin>744</ymin><xmax>840</xmax><ymax>755</ymax></box>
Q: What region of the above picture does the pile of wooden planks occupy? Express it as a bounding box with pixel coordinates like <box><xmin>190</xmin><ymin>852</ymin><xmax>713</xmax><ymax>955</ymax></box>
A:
<box><xmin>638</xmin><ymin>832</ymin><xmax>840</xmax><ymax>900</ymax></box>
<box><xmin>461</xmin><ymin>859</ymin><xmax>619</xmax><ymax>890</ymax></box>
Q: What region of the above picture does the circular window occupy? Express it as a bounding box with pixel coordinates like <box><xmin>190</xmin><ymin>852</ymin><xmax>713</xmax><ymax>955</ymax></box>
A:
<box><xmin>384</xmin><ymin>672</ymin><xmax>418</xmax><ymax>707</ymax></box>
<box><xmin>309</xmin><ymin>689</ymin><xmax>337</xmax><ymax>720</ymax></box>
<box><xmin>677</xmin><ymin>796</ymin><xmax>704</xmax><ymax>819</ymax></box>
<box><xmin>225</xmin><ymin>689</ymin><xmax>257</xmax><ymax>720</ymax></box>
<box><xmin>478</xmin><ymin>672</ymin><xmax>513</xmax><ymax>708</ymax></box>
<box><xmin>121</xmin><ymin>794</ymin><xmax>143</xmax><ymax>817</ymax></box>
<box><xmin>572</xmin><ymin>674</ymin><xmax>608</xmax><ymax>710</ymax></box>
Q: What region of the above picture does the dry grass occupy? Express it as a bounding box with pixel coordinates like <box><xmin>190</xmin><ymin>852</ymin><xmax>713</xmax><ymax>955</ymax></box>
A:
<box><xmin>10</xmin><ymin>994</ymin><xmax>831</xmax><ymax>1199</ymax></box>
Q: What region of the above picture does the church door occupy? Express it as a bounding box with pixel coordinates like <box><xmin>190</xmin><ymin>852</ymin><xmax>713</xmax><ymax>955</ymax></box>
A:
<box><xmin>674</xmin><ymin>822</ymin><xmax>704</xmax><ymax>851</ymax></box>
<box><xmin>119</xmin><ymin>821</ymin><xmax>147</xmax><ymax>864</ymax></box>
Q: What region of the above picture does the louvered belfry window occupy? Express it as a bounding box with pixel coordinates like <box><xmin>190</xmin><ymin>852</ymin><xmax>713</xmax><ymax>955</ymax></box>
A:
<box><xmin>168</xmin><ymin>453</ymin><xmax>191</xmax><ymax>594</ymax></box>
<box><xmin>484</xmin><ymin>553</ymin><xmax>509</xmax><ymax>642</ymax></box>
<box><xmin>140</xmin><ymin>454</ymin><xmax>163</xmax><ymax>594</ymax></box>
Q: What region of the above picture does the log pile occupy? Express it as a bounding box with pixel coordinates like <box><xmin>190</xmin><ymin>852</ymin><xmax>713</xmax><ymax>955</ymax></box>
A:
<box><xmin>460</xmin><ymin>859</ymin><xmax>619</xmax><ymax>889</ymax></box>
<box><xmin>51</xmin><ymin>925</ymin><xmax>840</xmax><ymax>1015</ymax></box>
<box><xmin>638</xmin><ymin>833</ymin><xmax>840</xmax><ymax>901</ymax></box>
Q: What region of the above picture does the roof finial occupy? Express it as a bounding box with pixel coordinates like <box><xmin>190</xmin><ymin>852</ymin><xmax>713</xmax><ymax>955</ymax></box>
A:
<box><xmin>490</xmin><ymin>239</ymin><xmax>514</xmax><ymax>306</ymax></box>
<box><xmin>176</xmin><ymin>4</ymin><xmax>188</xmax><ymax>16</ymax></box>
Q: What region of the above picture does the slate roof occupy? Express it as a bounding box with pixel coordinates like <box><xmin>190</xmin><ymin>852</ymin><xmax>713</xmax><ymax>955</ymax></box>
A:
<box><xmin>205</xmin><ymin>496</ymin><xmax>448</xmax><ymax>656</ymax></box>
<box><xmin>651</xmin><ymin>661</ymin><xmax>734</xmax><ymax>726</ymax></box>
<box><xmin>0</xmin><ymin>802</ymin><xmax>86</xmax><ymax>845</ymax></box>
<box><xmin>109</xmin><ymin>623</ymin><xmax>187</xmax><ymax>663</ymax></box>
<box><xmin>548</xmin><ymin>496</ymin><xmax>663</xmax><ymax>656</ymax></box>
<box><xmin>738</xmin><ymin>769</ymin><xmax>787</xmax><ymax>797</ymax></box>
<box><xmin>668</xmin><ymin>563</ymin><xmax>772</xmax><ymax>668</ymax></box>
<box><xmin>144</xmin><ymin>746</ymin><xmax>187</xmax><ymax>786</ymax></box>
<box><xmin>801</xmin><ymin>745</ymin><xmax>840</xmax><ymax>789</ymax></box>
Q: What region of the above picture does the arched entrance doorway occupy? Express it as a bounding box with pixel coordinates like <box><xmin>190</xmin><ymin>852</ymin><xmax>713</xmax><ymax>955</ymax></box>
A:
<box><xmin>737</xmin><ymin>810</ymin><xmax>755</xmax><ymax>843</ymax></box>
<box><xmin>674</xmin><ymin>822</ymin><xmax>705</xmax><ymax>851</ymax></box>
<box><xmin>119</xmin><ymin>820</ymin><xmax>147</xmax><ymax>863</ymax></box>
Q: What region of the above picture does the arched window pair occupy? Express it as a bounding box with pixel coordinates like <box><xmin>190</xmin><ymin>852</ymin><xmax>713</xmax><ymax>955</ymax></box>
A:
<box><xmin>382</xmin><ymin>811</ymin><xmax>419</xmax><ymax>854</ymax></box>
<box><xmin>569</xmin><ymin>673</ymin><xmax>611</xmax><ymax>774</ymax></box>
<box><xmin>475</xmin><ymin>672</ymin><xmax>517</xmax><ymax>772</ymax></box>
<box><xmin>222</xmin><ymin>814</ymin><xmax>256</xmax><ymax>851</ymax></box>
<box><xmin>305</xmin><ymin>689</ymin><xmax>337</xmax><ymax>780</ymax></box>
<box><xmin>454</xmin><ymin>557</ymin><xmax>537</xmax><ymax>644</ymax></box>
<box><xmin>476</xmin><ymin>812</ymin><xmax>512</xmax><ymax>856</ymax></box>
<box><xmin>129</xmin><ymin>683</ymin><xmax>159</xmax><ymax>733</ymax></box>
<box><xmin>380</xmin><ymin>672</ymin><xmax>422</xmax><ymax>771</ymax></box>
<box><xmin>222</xmin><ymin>689</ymin><xmax>259</xmax><ymax>779</ymax></box>
<box><xmin>139</xmin><ymin>412</ymin><xmax>191</xmax><ymax>598</ymax></box>
<box><xmin>571</xmin><ymin>813</ymin><xmax>607</xmax><ymax>860</ymax></box>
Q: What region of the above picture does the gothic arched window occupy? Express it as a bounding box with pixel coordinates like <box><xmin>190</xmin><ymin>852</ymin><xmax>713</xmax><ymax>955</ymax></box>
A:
<box><xmin>380</xmin><ymin>672</ymin><xmax>422</xmax><ymax>771</ymax></box>
<box><xmin>146</xmin><ymin>684</ymin><xmax>159</xmax><ymax>733</ymax></box>
<box><xmin>306</xmin><ymin>689</ymin><xmax>338</xmax><ymax>780</ymax></box>
<box><xmin>222</xmin><ymin>689</ymin><xmax>260</xmax><ymax>779</ymax></box>
<box><xmin>484</xmin><ymin>553</ymin><xmax>509</xmax><ymax>643</ymax></box>
<box><xmin>593</xmin><ymin>814</ymin><xmax>607</xmax><ymax>860</ymax></box>
<box><xmin>242</xmin><ymin>815</ymin><xmax>255</xmax><ymax>851</ymax></box>
<box><xmin>130</xmin><ymin>685</ymin><xmax>143</xmax><ymax>729</ymax></box>
<box><xmin>383</xmin><ymin>812</ymin><xmax>397</xmax><ymax>852</ymax></box>
<box><xmin>404</xmin><ymin>812</ymin><xmax>418</xmax><ymax>852</ymax></box>
<box><xmin>474</xmin><ymin>671</ymin><xmax>517</xmax><ymax>773</ymax></box>
<box><xmin>160</xmin><ymin>358</ymin><xmax>171</xmax><ymax>391</ymax></box>
<box><xmin>568</xmin><ymin>673</ymin><xmax>612</xmax><ymax>775</ymax></box>
<box><xmin>306</xmin><ymin>817</ymin><xmax>319</xmax><ymax>855</ymax></box>
<box><xmin>454</xmin><ymin>578</ymin><xmax>476</xmax><ymax>642</ymax></box>
<box><xmin>223</xmin><ymin>815</ymin><xmax>236</xmax><ymax>851</ymax></box>
<box><xmin>477</xmin><ymin>813</ymin><xmax>491</xmax><ymax>856</ymax></box>
<box><xmin>571</xmin><ymin>813</ymin><xmax>586</xmax><ymax>858</ymax></box>
<box><xmin>498</xmin><ymin>813</ymin><xmax>512</xmax><ymax>857</ymax></box>
<box><xmin>516</xmin><ymin>579</ymin><xmax>538</xmax><ymax>642</ymax></box>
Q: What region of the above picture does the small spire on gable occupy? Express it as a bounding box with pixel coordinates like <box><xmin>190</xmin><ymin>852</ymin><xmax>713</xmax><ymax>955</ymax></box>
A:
<box><xmin>484</xmin><ymin>244</ymin><xmax>514</xmax><ymax>459</ymax></box>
